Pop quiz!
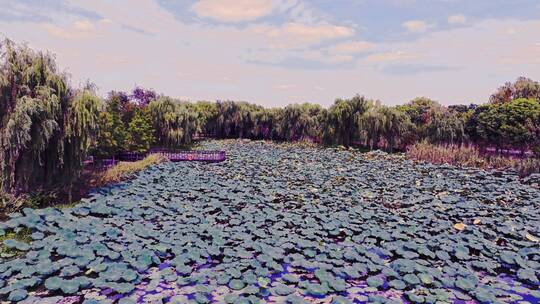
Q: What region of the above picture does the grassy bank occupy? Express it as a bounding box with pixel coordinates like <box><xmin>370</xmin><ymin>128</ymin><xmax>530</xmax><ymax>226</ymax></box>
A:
<box><xmin>98</xmin><ymin>154</ymin><xmax>168</xmax><ymax>185</ymax></box>
<box><xmin>1</xmin><ymin>154</ymin><xmax>168</xmax><ymax>216</ymax></box>
<box><xmin>406</xmin><ymin>142</ymin><xmax>540</xmax><ymax>177</ymax></box>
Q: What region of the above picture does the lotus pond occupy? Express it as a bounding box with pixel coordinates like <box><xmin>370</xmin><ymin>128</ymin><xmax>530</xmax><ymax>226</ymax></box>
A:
<box><xmin>1</xmin><ymin>141</ymin><xmax>540</xmax><ymax>304</ymax></box>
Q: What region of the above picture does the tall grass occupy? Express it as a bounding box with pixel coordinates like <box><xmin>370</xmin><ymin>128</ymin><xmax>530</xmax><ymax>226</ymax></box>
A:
<box><xmin>406</xmin><ymin>142</ymin><xmax>540</xmax><ymax>177</ymax></box>
<box><xmin>99</xmin><ymin>154</ymin><xmax>167</xmax><ymax>185</ymax></box>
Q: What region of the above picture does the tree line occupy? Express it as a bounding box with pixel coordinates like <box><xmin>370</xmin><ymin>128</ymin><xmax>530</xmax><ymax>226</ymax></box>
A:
<box><xmin>1</xmin><ymin>39</ymin><xmax>540</xmax><ymax>197</ymax></box>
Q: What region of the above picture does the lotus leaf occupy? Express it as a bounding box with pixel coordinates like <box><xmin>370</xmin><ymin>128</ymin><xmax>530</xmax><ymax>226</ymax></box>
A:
<box><xmin>1</xmin><ymin>141</ymin><xmax>540</xmax><ymax>303</ymax></box>
<box><xmin>366</xmin><ymin>276</ymin><xmax>384</xmax><ymax>288</ymax></box>
<box><xmin>273</xmin><ymin>283</ymin><xmax>294</xmax><ymax>296</ymax></box>
<box><xmin>118</xmin><ymin>298</ymin><xmax>137</xmax><ymax>304</ymax></box>
<box><xmin>455</xmin><ymin>277</ymin><xmax>476</xmax><ymax>291</ymax></box>
<box><xmin>60</xmin><ymin>279</ymin><xmax>80</xmax><ymax>294</ymax></box>
<box><xmin>229</xmin><ymin>279</ymin><xmax>245</xmax><ymax>290</ymax></box>
<box><xmin>44</xmin><ymin>277</ymin><xmax>62</xmax><ymax>291</ymax></box>
<box><xmin>305</xmin><ymin>283</ymin><xmax>327</xmax><ymax>297</ymax></box>
<box><xmin>7</xmin><ymin>289</ymin><xmax>27</xmax><ymax>302</ymax></box>
<box><xmin>331</xmin><ymin>296</ymin><xmax>352</xmax><ymax>304</ymax></box>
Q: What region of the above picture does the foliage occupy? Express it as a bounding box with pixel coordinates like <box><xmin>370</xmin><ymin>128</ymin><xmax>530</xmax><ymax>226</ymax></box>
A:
<box><xmin>0</xmin><ymin>227</ymin><xmax>31</xmax><ymax>256</ymax></box>
<box><xmin>0</xmin><ymin>39</ymin><xmax>100</xmax><ymax>195</ymax></box>
<box><xmin>2</xmin><ymin>39</ymin><xmax>540</xmax><ymax>207</ymax></box>
<box><xmin>213</xmin><ymin>101</ymin><xmax>262</xmax><ymax>139</ymax></box>
<box><xmin>490</xmin><ymin>77</ymin><xmax>540</xmax><ymax>104</ymax></box>
<box><xmin>148</xmin><ymin>97</ymin><xmax>201</xmax><ymax>147</ymax></box>
<box><xmin>126</xmin><ymin>108</ymin><xmax>155</xmax><ymax>153</ymax></box>
<box><xmin>194</xmin><ymin>101</ymin><xmax>218</xmax><ymax>136</ymax></box>
<box><xmin>93</xmin><ymin>92</ymin><xmax>128</xmax><ymax>157</ymax></box>
<box><xmin>277</xmin><ymin>103</ymin><xmax>322</xmax><ymax>141</ymax></box>
<box><xmin>476</xmin><ymin>98</ymin><xmax>540</xmax><ymax>152</ymax></box>
<box><xmin>322</xmin><ymin>95</ymin><xmax>371</xmax><ymax>146</ymax></box>
<box><xmin>131</xmin><ymin>86</ymin><xmax>157</xmax><ymax>107</ymax></box>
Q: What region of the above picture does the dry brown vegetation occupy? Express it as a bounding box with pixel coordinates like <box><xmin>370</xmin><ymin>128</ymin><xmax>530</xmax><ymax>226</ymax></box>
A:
<box><xmin>99</xmin><ymin>154</ymin><xmax>168</xmax><ymax>185</ymax></box>
<box><xmin>406</xmin><ymin>142</ymin><xmax>540</xmax><ymax>177</ymax></box>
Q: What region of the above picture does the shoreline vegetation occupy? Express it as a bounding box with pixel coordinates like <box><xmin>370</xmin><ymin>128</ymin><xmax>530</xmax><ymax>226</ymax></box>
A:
<box><xmin>98</xmin><ymin>154</ymin><xmax>168</xmax><ymax>186</ymax></box>
<box><xmin>0</xmin><ymin>154</ymin><xmax>168</xmax><ymax>217</ymax></box>
<box><xmin>406</xmin><ymin>142</ymin><xmax>540</xmax><ymax>178</ymax></box>
<box><xmin>1</xmin><ymin>38</ymin><xmax>540</xmax><ymax>212</ymax></box>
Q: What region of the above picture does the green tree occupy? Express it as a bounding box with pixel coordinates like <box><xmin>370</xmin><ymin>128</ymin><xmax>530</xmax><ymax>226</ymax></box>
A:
<box><xmin>323</xmin><ymin>95</ymin><xmax>371</xmax><ymax>147</ymax></box>
<box><xmin>93</xmin><ymin>111</ymin><xmax>117</xmax><ymax>158</ymax></box>
<box><xmin>476</xmin><ymin>98</ymin><xmax>540</xmax><ymax>153</ymax></box>
<box><xmin>194</xmin><ymin>101</ymin><xmax>218</xmax><ymax>137</ymax></box>
<box><xmin>425</xmin><ymin>108</ymin><xmax>467</xmax><ymax>145</ymax></box>
<box><xmin>490</xmin><ymin>77</ymin><xmax>540</xmax><ymax>104</ymax></box>
<box><xmin>148</xmin><ymin>96</ymin><xmax>202</xmax><ymax>147</ymax></box>
<box><xmin>0</xmin><ymin>39</ymin><xmax>100</xmax><ymax>194</ymax></box>
<box><xmin>127</xmin><ymin>108</ymin><xmax>155</xmax><ymax>153</ymax></box>
<box><xmin>358</xmin><ymin>103</ymin><xmax>385</xmax><ymax>149</ymax></box>
<box><xmin>277</xmin><ymin>103</ymin><xmax>323</xmax><ymax>141</ymax></box>
<box><xmin>253</xmin><ymin>108</ymin><xmax>280</xmax><ymax>140</ymax></box>
<box><xmin>63</xmin><ymin>89</ymin><xmax>102</xmax><ymax>200</ymax></box>
<box><xmin>379</xmin><ymin>106</ymin><xmax>413</xmax><ymax>151</ymax></box>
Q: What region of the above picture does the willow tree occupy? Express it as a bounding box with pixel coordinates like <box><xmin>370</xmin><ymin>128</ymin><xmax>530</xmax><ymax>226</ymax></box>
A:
<box><xmin>194</xmin><ymin>101</ymin><xmax>218</xmax><ymax>137</ymax></box>
<box><xmin>358</xmin><ymin>102</ymin><xmax>385</xmax><ymax>149</ymax></box>
<box><xmin>277</xmin><ymin>103</ymin><xmax>323</xmax><ymax>141</ymax></box>
<box><xmin>425</xmin><ymin>108</ymin><xmax>467</xmax><ymax>145</ymax></box>
<box><xmin>63</xmin><ymin>89</ymin><xmax>102</xmax><ymax>200</ymax></box>
<box><xmin>253</xmin><ymin>108</ymin><xmax>280</xmax><ymax>140</ymax></box>
<box><xmin>0</xmin><ymin>39</ymin><xmax>101</xmax><ymax>195</ymax></box>
<box><xmin>148</xmin><ymin>96</ymin><xmax>201</xmax><ymax>147</ymax></box>
<box><xmin>323</xmin><ymin>95</ymin><xmax>372</xmax><ymax>147</ymax></box>
<box><xmin>213</xmin><ymin>101</ymin><xmax>262</xmax><ymax>139</ymax></box>
<box><xmin>379</xmin><ymin>106</ymin><xmax>413</xmax><ymax>151</ymax></box>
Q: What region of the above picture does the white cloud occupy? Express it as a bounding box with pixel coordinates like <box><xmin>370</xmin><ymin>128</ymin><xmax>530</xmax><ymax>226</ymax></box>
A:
<box><xmin>504</xmin><ymin>28</ymin><xmax>517</xmax><ymax>35</ymax></box>
<box><xmin>365</xmin><ymin>51</ymin><xmax>421</xmax><ymax>63</ymax></box>
<box><xmin>302</xmin><ymin>50</ymin><xmax>355</xmax><ymax>63</ymax></box>
<box><xmin>43</xmin><ymin>20</ymin><xmax>98</xmax><ymax>39</ymax></box>
<box><xmin>73</xmin><ymin>20</ymin><xmax>94</xmax><ymax>31</ymax></box>
<box><xmin>329</xmin><ymin>41</ymin><xmax>376</xmax><ymax>55</ymax></box>
<box><xmin>448</xmin><ymin>14</ymin><xmax>467</xmax><ymax>25</ymax></box>
<box><xmin>402</xmin><ymin>20</ymin><xmax>430</xmax><ymax>33</ymax></box>
<box><xmin>96</xmin><ymin>54</ymin><xmax>129</xmax><ymax>65</ymax></box>
<box><xmin>191</xmin><ymin>0</ymin><xmax>274</xmax><ymax>23</ymax></box>
<box><xmin>5</xmin><ymin>0</ymin><xmax>540</xmax><ymax>107</ymax></box>
<box><xmin>274</xmin><ymin>84</ymin><xmax>296</xmax><ymax>90</ymax></box>
<box><xmin>99</xmin><ymin>18</ymin><xmax>113</xmax><ymax>25</ymax></box>
<box><xmin>251</xmin><ymin>22</ymin><xmax>354</xmax><ymax>49</ymax></box>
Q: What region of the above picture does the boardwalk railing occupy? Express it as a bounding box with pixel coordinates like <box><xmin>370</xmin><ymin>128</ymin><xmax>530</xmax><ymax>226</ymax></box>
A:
<box><xmin>151</xmin><ymin>149</ymin><xmax>226</xmax><ymax>162</ymax></box>
<box><xmin>85</xmin><ymin>150</ymin><xmax>226</xmax><ymax>168</ymax></box>
<box><xmin>119</xmin><ymin>150</ymin><xmax>226</xmax><ymax>163</ymax></box>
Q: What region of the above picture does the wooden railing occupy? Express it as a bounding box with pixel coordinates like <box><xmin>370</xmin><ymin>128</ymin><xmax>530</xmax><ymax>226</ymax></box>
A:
<box><xmin>150</xmin><ymin>150</ymin><xmax>226</xmax><ymax>162</ymax></box>
<box><xmin>85</xmin><ymin>150</ymin><xmax>226</xmax><ymax>168</ymax></box>
<box><xmin>118</xmin><ymin>150</ymin><xmax>226</xmax><ymax>162</ymax></box>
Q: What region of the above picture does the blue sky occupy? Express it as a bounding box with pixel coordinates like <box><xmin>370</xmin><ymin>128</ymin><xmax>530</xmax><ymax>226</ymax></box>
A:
<box><xmin>1</xmin><ymin>0</ymin><xmax>539</xmax><ymax>107</ymax></box>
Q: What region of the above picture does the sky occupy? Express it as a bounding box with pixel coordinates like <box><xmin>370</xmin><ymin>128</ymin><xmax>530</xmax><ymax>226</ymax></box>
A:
<box><xmin>0</xmin><ymin>0</ymin><xmax>539</xmax><ymax>107</ymax></box>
